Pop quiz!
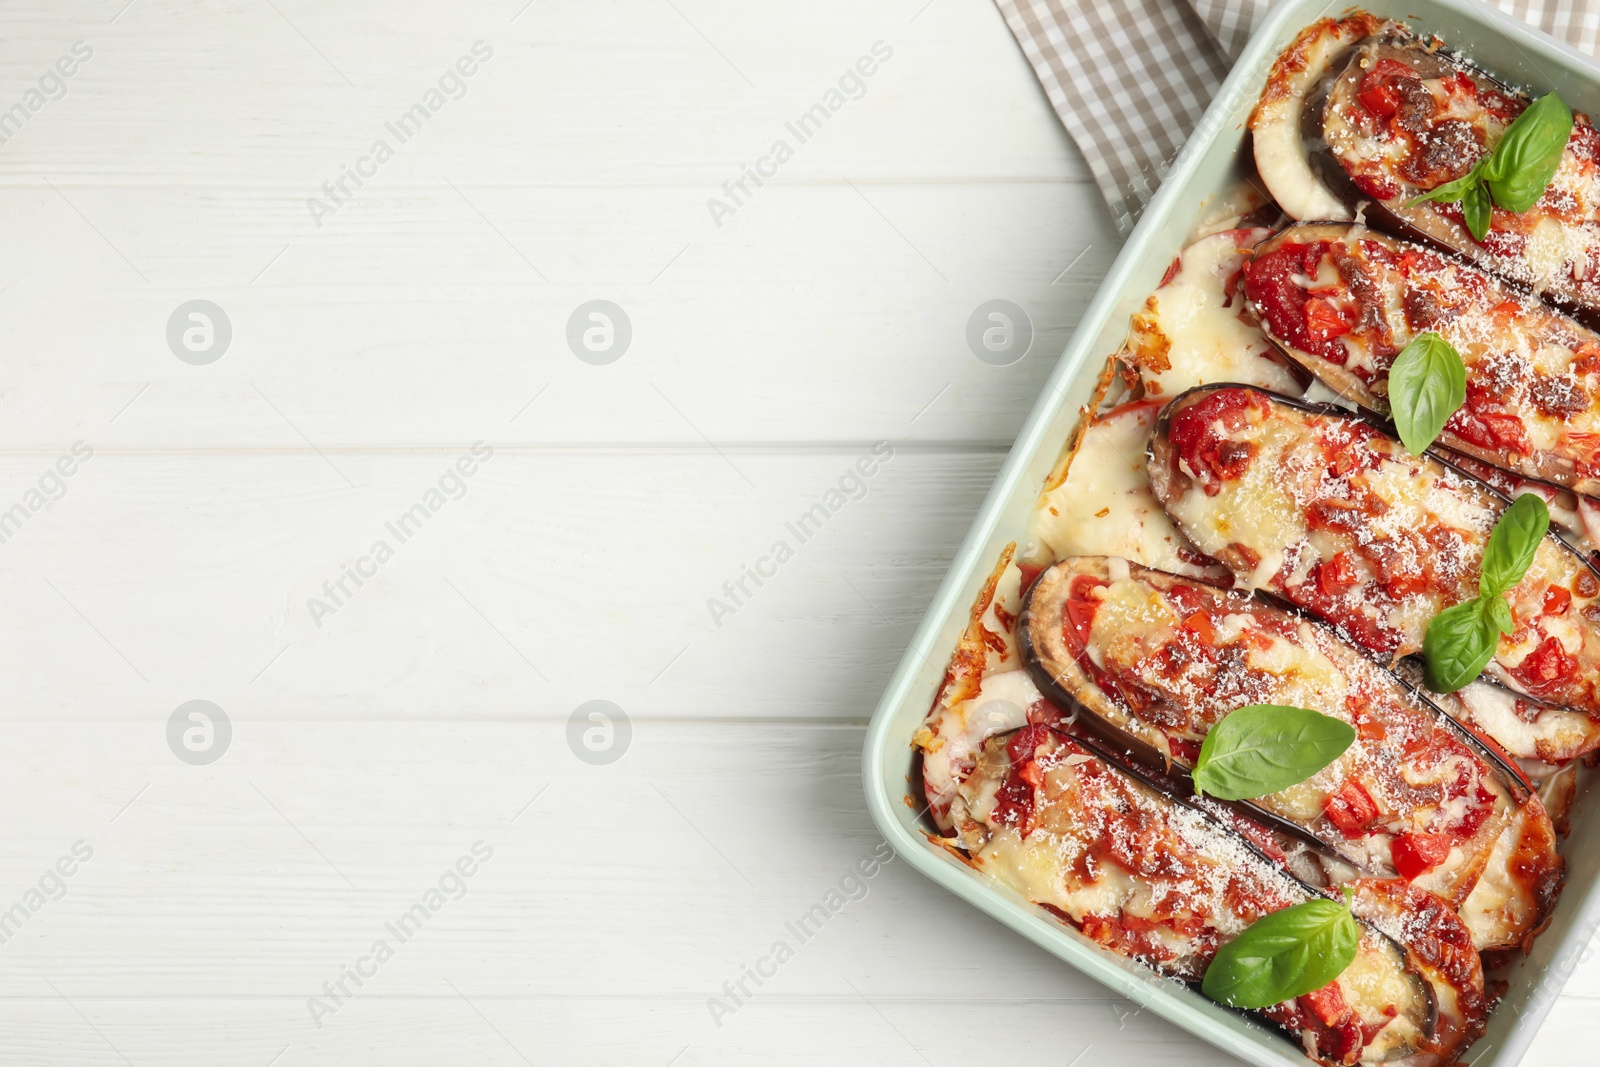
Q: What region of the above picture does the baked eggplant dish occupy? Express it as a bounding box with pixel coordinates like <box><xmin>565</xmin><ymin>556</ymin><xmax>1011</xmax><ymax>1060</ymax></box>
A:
<box><xmin>1253</xmin><ymin>16</ymin><xmax>1600</xmax><ymax>325</ymax></box>
<box><xmin>1017</xmin><ymin>556</ymin><xmax>1559</xmax><ymax>946</ymax></box>
<box><xmin>1244</xmin><ymin>223</ymin><xmax>1600</xmax><ymax>495</ymax></box>
<box><xmin>942</xmin><ymin>722</ymin><xmax>1486</xmax><ymax>1066</ymax></box>
<box><xmin>910</xmin><ymin>11</ymin><xmax>1594</xmax><ymax>1066</ymax></box>
<box><xmin>1148</xmin><ymin>385</ymin><xmax>1600</xmax><ymax>717</ymax></box>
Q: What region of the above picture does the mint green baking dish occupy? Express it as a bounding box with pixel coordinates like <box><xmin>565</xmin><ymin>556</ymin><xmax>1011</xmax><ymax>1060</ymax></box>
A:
<box><xmin>862</xmin><ymin>2</ymin><xmax>1600</xmax><ymax>1063</ymax></box>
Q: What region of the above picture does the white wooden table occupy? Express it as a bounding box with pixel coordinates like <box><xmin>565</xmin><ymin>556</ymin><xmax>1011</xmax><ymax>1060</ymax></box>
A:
<box><xmin>0</xmin><ymin>1</ymin><xmax>1591</xmax><ymax>1063</ymax></box>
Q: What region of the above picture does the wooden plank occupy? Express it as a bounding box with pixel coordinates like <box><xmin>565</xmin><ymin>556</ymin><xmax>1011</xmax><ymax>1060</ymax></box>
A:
<box><xmin>0</xmin><ymin>719</ymin><xmax>1138</xmax><ymax>999</ymax></box>
<box><xmin>0</xmin><ymin>0</ymin><xmax>1082</xmax><ymax>186</ymax></box>
<box><xmin>0</xmin><ymin>997</ymin><xmax>1243</xmax><ymax>1066</ymax></box>
<box><xmin>0</xmin><ymin>180</ymin><xmax>1117</xmax><ymax>449</ymax></box>
<box><xmin>0</xmin><ymin>718</ymin><xmax>1590</xmax><ymax>1061</ymax></box>
<box><xmin>0</xmin><ymin>449</ymin><xmax>1001</xmax><ymax>718</ymax></box>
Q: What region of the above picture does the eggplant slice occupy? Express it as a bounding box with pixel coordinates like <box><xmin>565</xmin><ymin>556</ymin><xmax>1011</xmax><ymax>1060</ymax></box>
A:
<box><xmin>1443</xmin><ymin>452</ymin><xmax>1600</xmax><ymax>563</ymax></box>
<box><xmin>952</xmin><ymin>723</ymin><xmax>1484</xmax><ymax>1066</ymax></box>
<box><xmin>1431</xmin><ymin>675</ymin><xmax>1600</xmax><ymax>766</ymax></box>
<box><xmin>1249</xmin><ymin>13</ymin><xmax>1393</xmax><ymax>223</ymax></box>
<box><xmin>1457</xmin><ymin>789</ymin><xmax>1565</xmax><ymax>954</ymax></box>
<box><xmin>1319</xmin><ymin>33</ymin><xmax>1600</xmax><ymax>327</ymax></box>
<box><xmin>1244</xmin><ymin>222</ymin><xmax>1600</xmax><ymax>497</ymax></box>
<box><xmin>1146</xmin><ymin>384</ymin><xmax>1600</xmax><ymax>723</ymax></box>
<box><xmin>1018</xmin><ymin>556</ymin><xmax>1531</xmax><ymax>919</ymax></box>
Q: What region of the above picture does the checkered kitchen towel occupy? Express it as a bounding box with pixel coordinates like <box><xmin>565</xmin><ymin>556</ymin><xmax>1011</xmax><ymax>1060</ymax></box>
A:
<box><xmin>994</xmin><ymin>0</ymin><xmax>1600</xmax><ymax>231</ymax></box>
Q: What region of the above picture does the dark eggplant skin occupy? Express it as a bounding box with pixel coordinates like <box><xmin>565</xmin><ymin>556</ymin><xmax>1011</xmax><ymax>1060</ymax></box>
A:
<box><xmin>1017</xmin><ymin>556</ymin><xmax>1532</xmax><ymax>894</ymax></box>
<box><xmin>1244</xmin><ymin>222</ymin><xmax>1600</xmax><ymax>497</ymax></box>
<box><xmin>958</xmin><ymin>722</ymin><xmax>1481</xmax><ymax>1066</ymax></box>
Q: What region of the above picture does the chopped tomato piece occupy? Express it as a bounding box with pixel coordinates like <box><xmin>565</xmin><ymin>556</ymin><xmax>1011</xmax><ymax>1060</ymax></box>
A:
<box><xmin>1480</xmin><ymin>87</ymin><xmax>1524</xmax><ymax>123</ymax></box>
<box><xmin>1069</xmin><ymin>575</ymin><xmax>1108</xmax><ymax>599</ymax></box>
<box><xmin>1168</xmin><ymin>737</ymin><xmax>1202</xmax><ymax>765</ymax></box>
<box><xmin>1302</xmin><ymin>982</ymin><xmax>1350</xmax><ymax>1028</ymax></box>
<box><xmin>1303</xmin><ymin>297</ymin><xmax>1352</xmax><ymax>342</ymax></box>
<box><xmin>992</xmin><ymin>725</ymin><xmax>1054</xmax><ymax>836</ymax></box>
<box><xmin>1356</xmin><ymin>58</ymin><xmax>1417</xmax><ymax>120</ymax></box>
<box><xmin>1489</xmin><ymin>299</ymin><xmax>1522</xmax><ymax>325</ymax></box>
<box><xmin>1442</xmin><ymin>71</ymin><xmax>1477</xmax><ymax>99</ymax></box>
<box><xmin>1350</xmin><ymin>173</ymin><xmax>1400</xmax><ymax>201</ymax></box>
<box><xmin>1346</xmin><ymin>697</ymin><xmax>1387</xmax><ymax>741</ymax></box>
<box><xmin>1544</xmin><ymin>585</ymin><xmax>1572</xmax><ymax>616</ymax></box>
<box><xmin>1167</xmin><ymin>389</ymin><xmax>1264</xmax><ymax>490</ymax></box>
<box><xmin>1358</xmin><ymin>82</ymin><xmax>1400</xmax><ymax>119</ymax></box>
<box><xmin>1324</xmin><ymin>780</ymin><xmax>1379</xmax><ymax>838</ymax></box>
<box><xmin>1006</xmin><ymin>722</ymin><xmax>1052</xmax><ymax>764</ymax></box>
<box><xmin>990</xmin><ymin>771</ymin><xmax>1036</xmax><ymax>836</ymax></box>
<box><xmin>1380</xmin><ymin>569</ymin><xmax>1429</xmax><ymax>599</ymax></box>
<box><xmin>1064</xmin><ymin>600</ymin><xmax>1096</xmax><ymax>650</ymax></box>
<box><xmin>1064</xmin><ymin>576</ymin><xmax>1105</xmax><ymax>649</ymax></box>
<box><xmin>1392</xmin><ymin>832</ymin><xmax>1454</xmax><ymax>880</ymax></box>
<box><xmin>1315</xmin><ymin>552</ymin><xmax>1360</xmax><ymax>595</ymax></box>
<box><xmin>1182</xmin><ymin>610</ymin><xmax>1215</xmax><ymax>643</ymax></box>
<box><xmin>1448</xmin><ymin>407</ymin><xmax>1531</xmax><ymax>455</ymax></box>
<box><xmin>1512</xmin><ymin>636</ymin><xmax>1579</xmax><ymax>696</ymax></box>
<box><xmin>1243</xmin><ymin>242</ymin><xmax>1351</xmax><ymax>366</ymax></box>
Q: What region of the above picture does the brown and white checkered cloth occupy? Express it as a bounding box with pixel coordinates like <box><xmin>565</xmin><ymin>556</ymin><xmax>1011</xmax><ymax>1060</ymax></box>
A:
<box><xmin>995</xmin><ymin>0</ymin><xmax>1600</xmax><ymax>231</ymax></box>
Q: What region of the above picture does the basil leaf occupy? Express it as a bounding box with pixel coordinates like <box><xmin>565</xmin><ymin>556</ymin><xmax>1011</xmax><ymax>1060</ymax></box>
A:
<box><xmin>1462</xmin><ymin>179</ymin><xmax>1492</xmax><ymax>242</ymax></box>
<box><xmin>1201</xmin><ymin>894</ymin><xmax>1360</xmax><ymax>1010</ymax></box>
<box><xmin>1423</xmin><ymin>596</ymin><xmax>1511</xmax><ymax>692</ymax></box>
<box><xmin>1386</xmin><ymin>331</ymin><xmax>1466</xmax><ymax>455</ymax></box>
<box><xmin>1191</xmin><ymin>705</ymin><xmax>1356</xmax><ymax>801</ymax></box>
<box><xmin>1408</xmin><ymin>161</ymin><xmax>1482</xmax><ymax>207</ymax></box>
<box><xmin>1480</xmin><ymin>493</ymin><xmax>1550</xmax><ymax>597</ymax></box>
<box><xmin>1485</xmin><ymin>92</ymin><xmax>1573</xmax><ymax>213</ymax></box>
<box><xmin>1486</xmin><ymin>593</ymin><xmax>1515</xmax><ymax>635</ymax></box>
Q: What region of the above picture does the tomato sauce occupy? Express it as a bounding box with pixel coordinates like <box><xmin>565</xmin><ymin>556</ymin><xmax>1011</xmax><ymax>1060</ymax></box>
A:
<box><xmin>1511</xmin><ymin>636</ymin><xmax>1580</xmax><ymax>696</ymax></box>
<box><xmin>1167</xmin><ymin>389</ymin><xmax>1266</xmax><ymax>494</ymax></box>
<box><xmin>1244</xmin><ymin>243</ymin><xmax>1356</xmax><ymax>366</ymax></box>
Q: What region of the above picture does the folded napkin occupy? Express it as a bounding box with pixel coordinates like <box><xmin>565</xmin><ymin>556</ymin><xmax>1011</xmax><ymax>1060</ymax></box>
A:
<box><xmin>994</xmin><ymin>0</ymin><xmax>1600</xmax><ymax>231</ymax></box>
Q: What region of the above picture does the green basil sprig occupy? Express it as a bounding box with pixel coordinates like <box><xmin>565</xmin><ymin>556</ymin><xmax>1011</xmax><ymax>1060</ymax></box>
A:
<box><xmin>1386</xmin><ymin>331</ymin><xmax>1466</xmax><ymax>455</ymax></box>
<box><xmin>1202</xmin><ymin>887</ymin><xmax>1360</xmax><ymax>1010</ymax></box>
<box><xmin>1191</xmin><ymin>705</ymin><xmax>1355</xmax><ymax>801</ymax></box>
<box><xmin>1411</xmin><ymin>92</ymin><xmax>1574</xmax><ymax>241</ymax></box>
<box><xmin>1423</xmin><ymin>494</ymin><xmax>1550</xmax><ymax>692</ymax></box>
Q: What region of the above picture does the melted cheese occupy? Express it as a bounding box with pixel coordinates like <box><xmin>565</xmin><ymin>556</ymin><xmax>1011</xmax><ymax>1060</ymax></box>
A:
<box><xmin>1028</xmin><ymin>403</ymin><xmax>1213</xmax><ymax>576</ymax></box>
<box><xmin>1457</xmin><ymin>803</ymin><xmax>1534</xmax><ymax>950</ymax></box>
<box><xmin>1127</xmin><ymin>231</ymin><xmax>1301</xmax><ymax>398</ymax></box>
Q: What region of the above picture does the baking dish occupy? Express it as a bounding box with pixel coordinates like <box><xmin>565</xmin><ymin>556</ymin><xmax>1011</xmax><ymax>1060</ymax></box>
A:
<box><xmin>861</xmin><ymin>2</ymin><xmax>1600</xmax><ymax>1063</ymax></box>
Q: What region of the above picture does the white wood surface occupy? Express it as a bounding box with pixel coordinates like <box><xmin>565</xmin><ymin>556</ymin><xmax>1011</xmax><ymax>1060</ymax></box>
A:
<box><xmin>0</xmin><ymin>1</ymin><xmax>1590</xmax><ymax>1064</ymax></box>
